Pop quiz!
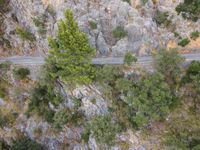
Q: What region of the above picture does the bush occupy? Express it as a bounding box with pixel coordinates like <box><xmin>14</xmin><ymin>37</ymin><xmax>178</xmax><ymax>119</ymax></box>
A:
<box><xmin>0</xmin><ymin>139</ymin><xmax>10</xmax><ymax>150</ymax></box>
<box><xmin>176</xmin><ymin>0</ymin><xmax>200</xmax><ymax>22</ymax></box>
<box><xmin>182</xmin><ymin>61</ymin><xmax>200</xmax><ymax>83</ymax></box>
<box><xmin>124</xmin><ymin>72</ymin><xmax>175</xmax><ymax>128</ymax></box>
<box><xmin>154</xmin><ymin>10</ymin><xmax>171</xmax><ymax>27</ymax></box>
<box><xmin>83</xmin><ymin>115</ymin><xmax>121</xmax><ymax>146</ymax></box>
<box><xmin>112</xmin><ymin>26</ymin><xmax>127</xmax><ymax>39</ymax></box>
<box><xmin>124</xmin><ymin>52</ymin><xmax>137</xmax><ymax>66</ymax></box>
<box><xmin>154</xmin><ymin>49</ymin><xmax>184</xmax><ymax>86</ymax></box>
<box><xmin>33</xmin><ymin>14</ymin><xmax>47</xmax><ymax>36</ymax></box>
<box><xmin>88</xmin><ymin>21</ymin><xmax>97</xmax><ymax>30</ymax></box>
<box><xmin>53</xmin><ymin>109</ymin><xmax>69</xmax><ymax>130</ymax></box>
<box><xmin>11</xmin><ymin>136</ymin><xmax>47</xmax><ymax>150</ymax></box>
<box><xmin>27</xmin><ymin>83</ymin><xmax>63</xmax><ymax>122</ymax></box>
<box><xmin>178</xmin><ymin>38</ymin><xmax>190</xmax><ymax>47</ymax></box>
<box><xmin>15</xmin><ymin>27</ymin><xmax>36</xmax><ymax>42</ymax></box>
<box><xmin>0</xmin><ymin>61</ymin><xmax>11</xmax><ymax>71</ymax></box>
<box><xmin>13</xmin><ymin>67</ymin><xmax>30</xmax><ymax>80</ymax></box>
<box><xmin>190</xmin><ymin>31</ymin><xmax>200</xmax><ymax>40</ymax></box>
<box><xmin>0</xmin><ymin>113</ymin><xmax>7</xmax><ymax>128</ymax></box>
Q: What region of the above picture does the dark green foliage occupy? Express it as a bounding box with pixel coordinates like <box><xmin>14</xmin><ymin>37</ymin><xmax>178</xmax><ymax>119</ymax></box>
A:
<box><xmin>72</xmin><ymin>97</ymin><xmax>82</xmax><ymax>108</ymax></box>
<box><xmin>0</xmin><ymin>113</ymin><xmax>7</xmax><ymax>128</ymax></box>
<box><xmin>176</xmin><ymin>0</ymin><xmax>200</xmax><ymax>22</ymax></box>
<box><xmin>0</xmin><ymin>139</ymin><xmax>10</xmax><ymax>150</ymax></box>
<box><xmin>33</xmin><ymin>14</ymin><xmax>47</xmax><ymax>36</ymax></box>
<box><xmin>53</xmin><ymin>109</ymin><xmax>69</xmax><ymax>130</ymax></box>
<box><xmin>13</xmin><ymin>67</ymin><xmax>30</xmax><ymax>80</ymax></box>
<box><xmin>0</xmin><ymin>61</ymin><xmax>11</xmax><ymax>71</ymax></box>
<box><xmin>15</xmin><ymin>27</ymin><xmax>36</xmax><ymax>42</ymax></box>
<box><xmin>95</xmin><ymin>65</ymin><xmax>123</xmax><ymax>85</ymax></box>
<box><xmin>165</xmin><ymin>132</ymin><xmax>200</xmax><ymax>150</ymax></box>
<box><xmin>27</xmin><ymin>83</ymin><xmax>63</xmax><ymax>123</ymax></box>
<box><xmin>154</xmin><ymin>10</ymin><xmax>171</xmax><ymax>27</ymax></box>
<box><xmin>112</xmin><ymin>26</ymin><xmax>127</xmax><ymax>39</ymax></box>
<box><xmin>124</xmin><ymin>52</ymin><xmax>137</xmax><ymax>66</ymax></box>
<box><xmin>11</xmin><ymin>137</ymin><xmax>47</xmax><ymax>150</ymax></box>
<box><xmin>190</xmin><ymin>31</ymin><xmax>200</xmax><ymax>40</ymax></box>
<box><xmin>48</xmin><ymin>9</ymin><xmax>95</xmax><ymax>86</ymax></box>
<box><xmin>84</xmin><ymin>115</ymin><xmax>121</xmax><ymax>146</ymax></box>
<box><xmin>173</xmin><ymin>32</ymin><xmax>182</xmax><ymax>39</ymax></box>
<box><xmin>182</xmin><ymin>61</ymin><xmax>200</xmax><ymax>83</ymax></box>
<box><xmin>0</xmin><ymin>62</ymin><xmax>10</xmax><ymax>98</ymax></box>
<box><xmin>88</xmin><ymin>21</ymin><xmax>97</xmax><ymax>30</ymax></box>
<box><xmin>154</xmin><ymin>49</ymin><xmax>184</xmax><ymax>85</ymax></box>
<box><xmin>125</xmin><ymin>72</ymin><xmax>174</xmax><ymax>128</ymax></box>
<box><xmin>178</xmin><ymin>38</ymin><xmax>190</xmax><ymax>47</ymax></box>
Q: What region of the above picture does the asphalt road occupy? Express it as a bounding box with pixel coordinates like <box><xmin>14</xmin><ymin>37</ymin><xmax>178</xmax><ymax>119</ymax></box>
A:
<box><xmin>0</xmin><ymin>53</ymin><xmax>200</xmax><ymax>65</ymax></box>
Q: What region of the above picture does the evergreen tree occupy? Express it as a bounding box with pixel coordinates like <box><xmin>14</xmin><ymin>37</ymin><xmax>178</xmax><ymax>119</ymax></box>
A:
<box><xmin>48</xmin><ymin>10</ymin><xmax>95</xmax><ymax>86</ymax></box>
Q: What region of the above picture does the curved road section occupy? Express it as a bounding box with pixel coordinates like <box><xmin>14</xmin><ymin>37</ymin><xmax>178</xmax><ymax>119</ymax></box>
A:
<box><xmin>0</xmin><ymin>53</ymin><xmax>200</xmax><ymax>65</ymax></box>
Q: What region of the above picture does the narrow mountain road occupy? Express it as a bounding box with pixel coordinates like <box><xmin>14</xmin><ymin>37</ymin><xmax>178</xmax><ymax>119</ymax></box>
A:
<box><xmin>0</xmin><ymin>53</ymin><xmax>200</xmax><ymax>65</ymax></box>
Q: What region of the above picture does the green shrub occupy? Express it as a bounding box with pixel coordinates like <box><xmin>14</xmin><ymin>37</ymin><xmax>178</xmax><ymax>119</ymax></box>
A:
<box><xmin>122</xmin><ymin>0</ymin><xmax>131</xmax><ymax>4</ymax></box>
<box><xmin>124</xmin><ymin>52</ymin><xmax>137</xmax><ymax>66</ymax></box>
<box><xmin>33</xmin><ymin>15</ymin><xmax>47</xmax><ymax>36</ymax></box>
<box><xmin>15</xmin><ymin>27</ymin><xmax>36</xmax><ymax>42</ymax></box>
<box><xmin>11</xmin><ymin>136</ymin><xmax>47</xmax><ymax>150</ymax></box>
<box><xmin>0</xmin><ymin>86</ymin><xmax>6</xmax><ymax>98</ymax></box>
<box><xmin>46</xmin><ymin>5</ymin><xmax>56</xmax><ymax>17</ymax></box>
<box><xmin>83</xmin><ymin>115</ymin><xmax>121</xmax><ymax>146</ymax></box>
<box><xmin>28</xmin><ymin>84</ymin><xmax>63</xmax><ymax>122</ymax></box>
<box><xmin>89</xmin><ymin>21</ymin><xmax>97</xmax><ymax>30</ymax></box>
<box><xmin>112</xmin><ymin>26</ymin><xmax>127</xmax><ymax>39</ymax></box>
<box><xmin>176</xmin><ymin>0</ymin><xmax>200</xmax><ymax>22</ymax></box>
<box><xmin>125</xmin><ymin>72</ymin><xmax>174</xmax><ymax>128</ymax></box>
<box><xmin>13</xmin><ymin>67</ymin><xmax>30</xmax><ymax>80</ymax></box>
<box><xmin>53</xmin><ymin>109</ymin><xmax>69</xmax><ymax>130</ymax></box>
<box><xmin>0</xmin><ymin>61</ymin><xmax>11</xmax><ymax>71</ymax></box>
<box><xmin>190</xmin><ymin>31</ymin><xmax>200</xmax><ymax>40</ymax></box>
<box><xmin>155</xmin><ymin>49</ymin><xmax>184</xmax><ymax>86</ymax></box>
<box><xmin>154</xmin><ymin>10</ymin><xmax>171</xmax><ymax>27</ymax></box>
<box><xmin>173</xmin><ymin>32</ymin><xmax>182</xmax><ymax>39</ymax></box>
<box><xmin>178</xmin><ymin>38</ymin><xmax>190</xmax><ymax>47</ymax></box>
<box><xmin>72</xmin><ymin>97</ymin><xmax>82</xmax><ymax>108</ymax></box>
<box><xmin>182</xmin><ymin>61</ymin><xmax>200</xmax><ymax>83</ymax></box>
<box><xmin>0</xmin><ymin>113</ymin><xmax>7</xmax><ymax>128</ymax></box>
<box><xmin>0</xmin><ymin>140</ymin><xmax>10</xmax><ymax>150</ymax></box>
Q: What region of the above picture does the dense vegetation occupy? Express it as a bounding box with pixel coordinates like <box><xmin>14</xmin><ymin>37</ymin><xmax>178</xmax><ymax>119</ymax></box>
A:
<box><xmin>11</xmin><ymin>136</ymin><xmax>47</xmax><ymax>150</ymax></box>
<box><xmin>48</xmin><ymin>9</ymin><xmax>95</xmax><ymax>86</ymax></box>
<box><xmin>13</xmin><ymin>67</ymin><xmax>30</xmax><ymax>80</ymax></box>
<box><xmin>154</xmin><ymin>10</ymin><xmax>171</xmax><ymax>27</ymax></box>
<box><xmin>2</xmin><ymin>7</ymin><xmax>200</xmax><ymax>149</ymax></box>
<box><xmin>176</xmin><ymin>0</ymin><xmax>200</xmax><ymax>22</ymax></box>
<box><xmin>15</xmin><ymin>27</ymin><xmax>36</xmax><ymax>42</ymax></box>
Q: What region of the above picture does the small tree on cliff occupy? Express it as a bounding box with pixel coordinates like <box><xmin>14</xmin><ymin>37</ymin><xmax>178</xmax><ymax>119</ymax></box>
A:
<box><xmin>48</xmin><ymin>10</ymin><xmax>96</xmax><ymax>86</ymax></box>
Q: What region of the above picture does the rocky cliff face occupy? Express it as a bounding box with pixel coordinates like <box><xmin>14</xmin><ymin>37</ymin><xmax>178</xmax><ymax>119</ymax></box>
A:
<box><xmin>1</xmin><ymin>0</ymin><xmax>199</xmax><ymax>58</ymax></box>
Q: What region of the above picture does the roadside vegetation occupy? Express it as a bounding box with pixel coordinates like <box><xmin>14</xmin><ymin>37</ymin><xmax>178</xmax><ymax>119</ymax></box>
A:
<box><xmin>2</xmin><ymin>8</ymin><xmax>200</xmax><ymax>149</ymax></box>
<box><xmin>176</xmin><ymin>0</ymin><xmax>200</xmax><ymax>22</ymax></box>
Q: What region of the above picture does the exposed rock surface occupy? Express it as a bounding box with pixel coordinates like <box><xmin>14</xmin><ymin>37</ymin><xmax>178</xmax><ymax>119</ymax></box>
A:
<box><xmin>1</xmin><ymin>0</ymin><xmax>199</xmax><ymax>57</ymax></box>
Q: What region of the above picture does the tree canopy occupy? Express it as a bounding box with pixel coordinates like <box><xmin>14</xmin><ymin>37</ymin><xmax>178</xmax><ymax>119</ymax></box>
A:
<box><xmin>48</xmin><ymin>9</ymin><xmax>96</xmax><ymax>86</ymax></box>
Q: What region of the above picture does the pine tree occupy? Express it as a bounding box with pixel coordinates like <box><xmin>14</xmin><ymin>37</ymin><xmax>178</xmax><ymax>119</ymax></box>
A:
<box><xmin>48</xmin><ymin>10</ymin><xmax>96</xmax><ymax>86</ymax></box>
